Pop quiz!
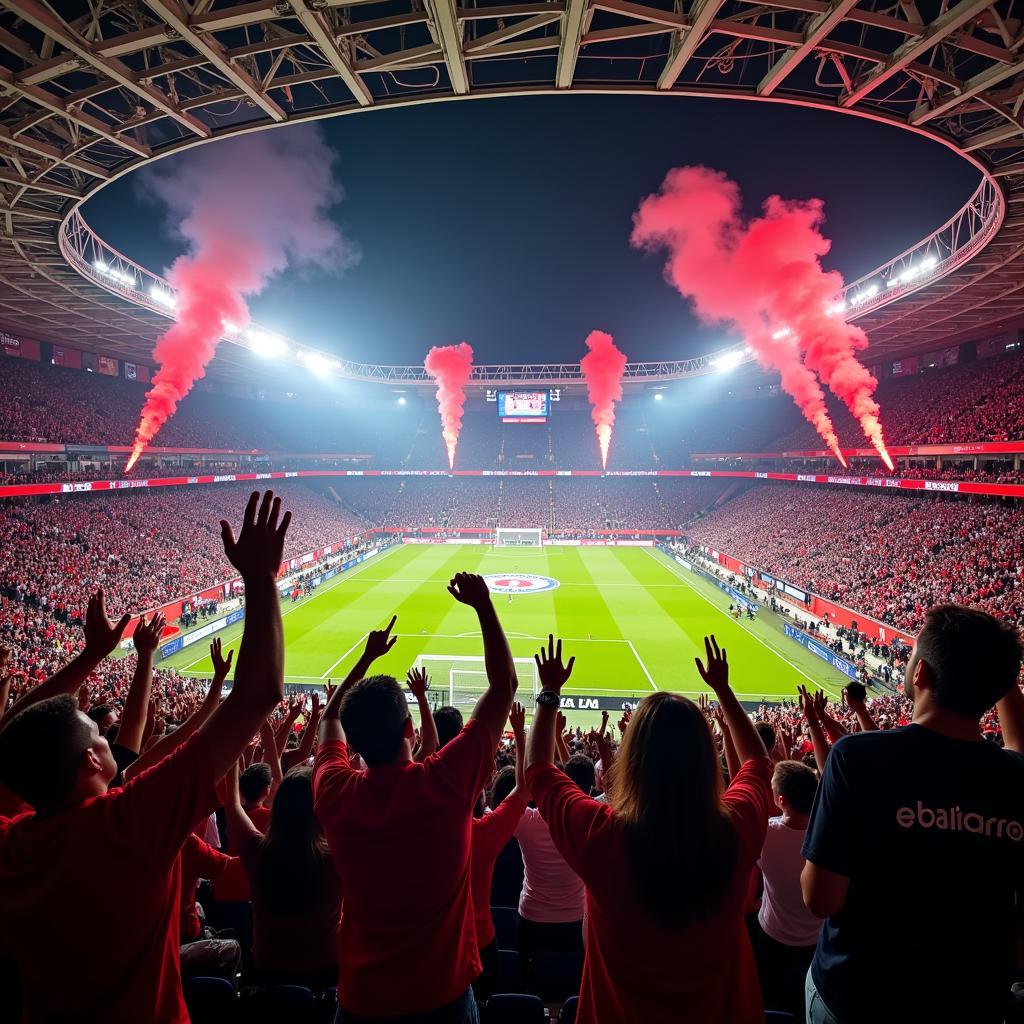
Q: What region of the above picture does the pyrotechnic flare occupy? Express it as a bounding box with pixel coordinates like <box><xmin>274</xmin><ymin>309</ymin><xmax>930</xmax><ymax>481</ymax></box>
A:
<box><xmin>630</xmin><ymin>165</ymin><xmax>891</xmax><ymax>468</ymax></box>
<box><xmin>580</xmin><ymin>330</ymin><xmax>628</xmax><ymax>470</ymax></box>
<box><xmin>425</xmin><ymin>343</ymin><xmax>474</xmax><ymax>469</ymax></box>
<box><xmin>124</xmin><ymin>128</ymin><xmax>355</xmax><ymax>472</ymax></box>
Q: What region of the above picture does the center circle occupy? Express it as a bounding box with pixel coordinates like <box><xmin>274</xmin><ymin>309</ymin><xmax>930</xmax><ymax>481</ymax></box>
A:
<box><xmin>483</xmin><ymin>573</ymin><xmax>560</xmax><ymax>595</ymax></box>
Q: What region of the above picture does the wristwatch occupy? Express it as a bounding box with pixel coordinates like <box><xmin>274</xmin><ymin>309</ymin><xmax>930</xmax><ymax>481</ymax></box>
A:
<box><xmin>536</xmin><ymin>690</ymin><xmax>561</xmax><ymax>707</ymax></box>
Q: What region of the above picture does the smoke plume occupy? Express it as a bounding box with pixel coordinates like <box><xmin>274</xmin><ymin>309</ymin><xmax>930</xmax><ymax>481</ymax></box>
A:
<box><xmin>425</xmin><ymin>342</ymin><xmax>475</xmax><ymax>469</ymax></box>
<box><xmin>125</xmin><ymin>127</ymin><xmax>355</xmax><ymax>470</ymax></box>
<box><xmin>580</xmin><ymin>330</ymin><xmax>628</xmax><ymax>470</ymax></box>
<box><xmin>630</xmin><ymin>166</ymin><xmax>891</xmax><ymax>468</ymax></box>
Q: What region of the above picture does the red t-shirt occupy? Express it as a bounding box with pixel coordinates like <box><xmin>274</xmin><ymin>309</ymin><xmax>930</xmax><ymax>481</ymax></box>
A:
<box><xmin>471</xmin><ymin>794</ymin><xmax>527</xmax><ymax>948</ymax></box>
<box><xmin>526</xmin><ymin>757</ymin><xmax>773</xmax><ymax>1024</ymax></box>
<box><xmin>313</xmin><ymin>719</ymin><xmax>492</xmax><ymax>1015</ymax></box>
<box><xmin>0</xmin><ymin>733</ymin><xmax>218</xmax><ymax>1024</ymax></box>
<box><xmin>180</xmin><ymin>832</ymin><xmax>235</xmax><ymax>942</ymax></box>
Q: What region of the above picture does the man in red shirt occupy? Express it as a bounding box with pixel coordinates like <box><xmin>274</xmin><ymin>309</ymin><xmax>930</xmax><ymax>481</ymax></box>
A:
<box><xmin>0</xmin><ymin>490</ymin><xmax>291</xmax><ymax>1024</ymax></box>
<box><xmin>314</xmin><ymin>573</ymin><xmax>517</xmax><ymax>1023</ymax></box>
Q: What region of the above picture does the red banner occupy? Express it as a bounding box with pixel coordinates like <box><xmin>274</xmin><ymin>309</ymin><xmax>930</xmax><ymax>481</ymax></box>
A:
<box><xmin>692</xmin><ymin>441</ymin><xmax>1024</xmax><ymax>460</ymax></box>
<box><xmin>52</xmin><ymin>346</ymin><xmax>82</xmax><ymax>369</ymax></box>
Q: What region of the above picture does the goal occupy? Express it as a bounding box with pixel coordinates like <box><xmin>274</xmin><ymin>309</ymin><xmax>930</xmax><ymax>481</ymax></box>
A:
<box><xmin>412</xmin><ymin>654</ymin><xmax>540</xmax><ymax>710</ymax></box>
<box><xmin>494</xmin><ymin>527</ymin><xmax>543</xmax><ymax>548</ymax></box>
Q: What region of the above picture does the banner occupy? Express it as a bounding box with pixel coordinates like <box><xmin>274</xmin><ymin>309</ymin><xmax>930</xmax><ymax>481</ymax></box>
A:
<box><xmin>52</xmin><ymin>346</ymin><xmax>82</xmax><ymax>369</ymax></box>
<box><xmin>784</xmin><ymin>624</ymin><xmax>859</xmax><ymax>680</ymax></box>
<box><xmin>158</xmin><ymin>607</ymin><xmax>245</xmax><ymax>658</ymax></box>
<box><xmin>97</xmin><ymin>355</ymin><xmax>118</xmax><ymax>377</ymax></box>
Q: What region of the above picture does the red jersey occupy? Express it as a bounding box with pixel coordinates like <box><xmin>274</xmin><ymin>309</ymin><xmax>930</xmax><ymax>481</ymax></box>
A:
<box><xmin>0</xmin><ymin>733</ymin><xmax>218</xmax><ymax>1024</ymax></box>
<box><xmin>525</xmin><ymin>757</ymin><xmax>773</xmax><ymax>1024</ymax></box>
<box><xmin>471</xmin><ymin>794</ymin><xmax>527</xmax><ymax>947</ymax></box>
<box><xmin>313</xmin><ymin>719</ymin><xmax>492</xmax><ymax>1015</ymax></box>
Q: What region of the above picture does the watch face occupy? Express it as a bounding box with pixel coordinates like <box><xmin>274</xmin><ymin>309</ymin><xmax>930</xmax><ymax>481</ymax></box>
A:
<box><xmin>536</xmin><ymin>690</ymin><xmax>560</xmax><ymax>707</ymax></box>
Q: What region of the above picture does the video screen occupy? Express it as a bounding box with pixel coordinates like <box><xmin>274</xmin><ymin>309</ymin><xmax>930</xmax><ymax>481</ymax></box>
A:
<box><xmin>497</xmin><ymin>390</ymin><xmax>550</xmax><ymax>423</ymax></box>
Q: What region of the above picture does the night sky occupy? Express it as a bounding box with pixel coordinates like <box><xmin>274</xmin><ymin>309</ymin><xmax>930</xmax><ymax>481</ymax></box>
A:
<box><xmin>83</xmin><ymin>94</ymin><xmax>980</xmax><ymax>367</ymax></box>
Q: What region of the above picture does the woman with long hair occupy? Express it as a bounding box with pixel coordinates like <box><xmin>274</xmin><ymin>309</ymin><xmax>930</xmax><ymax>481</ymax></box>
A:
<box><xmin>226</xmin><ymin>759</ymin><xmax>341</xmax><ymax>990</ymax></box>
<box><xmin>525</xmin><ymin>634</ymin><xmax>772</xmax><ymax>1023</ymax></box>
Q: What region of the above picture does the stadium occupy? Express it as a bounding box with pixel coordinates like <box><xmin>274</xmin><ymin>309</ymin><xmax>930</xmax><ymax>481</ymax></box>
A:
<box><xmin>1</xmin><ymin>0</ymin><xmax>1024</xmax><ymax>1022</ymax></box>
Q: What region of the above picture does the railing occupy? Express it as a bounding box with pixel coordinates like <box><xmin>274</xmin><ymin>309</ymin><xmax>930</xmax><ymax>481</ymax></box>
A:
<box><xmin>60</xmin><ymin>174</ymin><xmax>1003</xmax><ymax>385</ymax></box>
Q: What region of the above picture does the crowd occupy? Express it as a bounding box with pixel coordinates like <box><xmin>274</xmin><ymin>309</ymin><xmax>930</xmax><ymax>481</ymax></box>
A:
<box><xmin>687</xmin><ymin>485</ymin><xmax>1024</xmax><ymax>634</ymax></box>
<box><xmin>0</xmin><ymin>489</ymin><xmax>1021</xmax><ymax>1024</ymax></box>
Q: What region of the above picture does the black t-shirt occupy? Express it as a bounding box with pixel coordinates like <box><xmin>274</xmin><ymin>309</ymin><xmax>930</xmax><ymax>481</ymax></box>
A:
<box><xmin>803</xmin><ymin>724</ymin><xmax>1024</xmax><ymax>1022</ymax></box>
<box><xmin>109</xmin><ymin>743</ymin><xmax>139</xmax><ymax>789</ymax></box>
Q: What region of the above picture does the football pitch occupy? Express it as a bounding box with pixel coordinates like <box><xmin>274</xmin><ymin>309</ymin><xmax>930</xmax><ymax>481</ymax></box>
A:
<box><xmin>165</xmin><ymin>543</ymin><xmax>851</xmax><ymax>712</ymax></box>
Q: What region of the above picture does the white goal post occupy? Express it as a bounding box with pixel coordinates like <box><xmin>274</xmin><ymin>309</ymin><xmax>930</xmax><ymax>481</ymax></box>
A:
<box><xmin>412</xmin><ymin>654</ymin><xmax>540</xmax><ymax>709</ymax></box>
<box><xmin>494</xmin><ymin>527</ymin><xmax>543</xmax><ymax>548</ymax></box>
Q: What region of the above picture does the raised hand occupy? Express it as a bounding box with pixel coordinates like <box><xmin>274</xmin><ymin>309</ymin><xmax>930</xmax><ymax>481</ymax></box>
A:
<box><xmin>556</xmin><ymin>710</ymin><xmax>567</xmax><ymax>735</ymax></box>
<box><xmin>311</xmin><ymin>691</ymin><xmax>321</xmax><ymax>717</ymax></box>
<box><xmin>447</xmin><ymin>572</ymin><xmax>492</xmax><ymax>610</ymax></box>
<box><xmin>82</xmin><ymin>589</ymin><xmax>132</xmax><ymax>660</ymax></box>
<box><xmin>694</xmin><ymin>634</ymin><xmax>730</xmax><ymax>696</ymax></box>
<box><xmin>599</xmin><ymin>709</ymin><xmax>609</xmax><ymax>737</ymax></box>
<box><xmin>132</xmin><ymin>612</ymin><xmax>165</xmax><ymax>656</ymax></box>
<box><xmin>364</xmin><ymin>614</ymin><xmax>398</xmax><ymax>663</ymax></box>
<box><xmin>535</xmin><ymin>634</ymin><xmax>575</xmax><ymax>693</ymax></box>
<box><xmin>509</xmin><ymin>700</ymin><xmax>526</xmax><ymax>738</ymax></box>
<box><xmin>210</xmin><ymin>637</ymin><xmax>234</xmax><ymax>685</ymax></box>
<box><xmin>812</xmin><ymin>689</ymin><xmax>828</xmax><ymax>718</ymax></box>
<box><xmin>220</xmin><ymin>490</ymin><xmax>292</xmax><ymax>579</ymax></box>
<box><xmin>406</xmin><ymin>666</ymin><xmax>430</xmax><ymax>699</ymax></box>
<box><xmin>618</xmin><ymin>707</ymin><xmax>632</xmax><ymax>736</ymax></box>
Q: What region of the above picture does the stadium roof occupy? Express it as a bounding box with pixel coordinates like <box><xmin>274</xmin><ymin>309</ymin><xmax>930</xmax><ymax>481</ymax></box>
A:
<box><xmin>0</xmin><ymin>0</ymin><xmax>1023</xmax><ymax>385</ymax></box>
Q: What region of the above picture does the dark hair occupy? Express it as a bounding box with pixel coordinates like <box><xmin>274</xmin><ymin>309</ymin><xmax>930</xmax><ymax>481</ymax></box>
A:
<box><xmin>845</xmin><ymin>681</ymin><xmax>867</xmax><ymax>703</ymax></box>
<box><xmin>240</xmin><ymin>763</ymin><xmax>273</xmax><ymax>803</ymax></box>
<box><xmin>86</xmin><ymin>706</ymin><xmax>115</xmax><ymax>734</ymax></box>
<box><xmin>489</xmin><ymin>764</ymin><xmax>516</xmax><ymax>807</ymax></box>
<box><xmin>434</xmin><ymin>706</ymin><xmax>464</xmax><ymax>749</ymax></box>
<box><xmin>772</xmin><ymin>760</ymin><xmax>818</xmax><ymax>815</ymax></box>
<box><xmin>608</xmin><ymin>692</ymin><xmax>738</xmax><ymax>928</ymax></box>
<box><xmin>565</xmin><ymin>754</ymin><xmax>596</xmax><ymax>795</ymax></box>
<box><xmin>915</xmin><ymin>605</ymin><xmax>1022</xmax><ymax>718</ymax></box>
<box><xmin>754</xmin><ymin>722</ymin><xmax>776</xmax><ymax>752</ymax></box>
<box><xmin>340</xmin><ymin>675</ymin><xmax>409</xmax><ymax>766</ymax></box>
<box><xmin>253</xmin><ymin>767</ymin><xmax>336</xmax><ymax>914</ymax></box>
<box><xmin>0</xmin><ymin>695</ymin><xmax>94</xmax><ymax>811</ymax></box>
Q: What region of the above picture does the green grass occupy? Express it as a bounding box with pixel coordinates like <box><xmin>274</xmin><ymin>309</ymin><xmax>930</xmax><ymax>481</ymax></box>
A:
<box><xmin>164</xmin><ymin>543</ymin><xmax>850</xmax><ymax>712</ymax></box>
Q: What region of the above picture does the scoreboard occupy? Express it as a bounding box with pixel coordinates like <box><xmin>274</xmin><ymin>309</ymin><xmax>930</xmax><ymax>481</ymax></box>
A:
<box><xmin>497</xmin><ymin>390</ymin><xmax>550</xmax><ymax>423</ymax></box>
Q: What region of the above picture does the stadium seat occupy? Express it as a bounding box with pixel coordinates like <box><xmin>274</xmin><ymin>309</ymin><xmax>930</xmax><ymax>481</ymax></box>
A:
<box><xmin>493</xmin><ymin>949</ymin><xmax>524</xmax><ymax>995</ymax></box>
<box><xmin>526</xmin><ymin>951</ymin><xmax>583</xmax><ymax>1002</ymax></box>
<box><xmin>241</xmin><ymin>984</ymin><xmax>319</xmax><ymax>1024</ymax></box>
<box><xmin>491</xmin><ymin>906</ymin><xmax>518</xmax><ymax>950</ymax></box>
<box><xmin>186</xmin><ymin>976</ymin><xmax>237</xmax><ymax>1024</ymax></box>
<box><xmin>559</xmin><ymin>995</ymin><xmax>579</xmax><ymax>1023</ymax></box>
<box><xmin>484</xmin><ymin>993</ymin><xmax>547</xmax><ymax>1024</ymax></box>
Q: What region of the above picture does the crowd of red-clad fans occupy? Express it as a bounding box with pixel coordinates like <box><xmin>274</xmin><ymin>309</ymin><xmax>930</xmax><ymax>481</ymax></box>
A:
<box><xmin>0</xmin><ymin>489</ymin><xmax>1022</xmax><ymax>1024</ymax></box>
<box><xmin>688</xmin><ymin>485</ymin><xmax>1024</xmax><ymax>634</ymax></box>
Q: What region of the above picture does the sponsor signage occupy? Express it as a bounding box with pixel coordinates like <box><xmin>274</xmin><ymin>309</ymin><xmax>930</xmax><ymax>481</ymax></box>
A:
<box><xmin>784</xmin><ymin>623</ymin><xmax>859</xmax><ymax>680</ymax></box>
<box><xmin>483</xmin><ymin>573</ymin><xmax>561</xmax><ymax>594</ymax></box>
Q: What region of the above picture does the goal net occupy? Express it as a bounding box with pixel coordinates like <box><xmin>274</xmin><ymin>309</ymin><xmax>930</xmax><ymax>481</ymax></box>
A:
<box><xmin>494</xmin><ymin>527</ymin><xmax>543</xmax><ymax>548</ymax></box>
<box><xmin>412</xmin><ymin>654</ymin><xmax>540</xmax><ymax>710</ymax></box>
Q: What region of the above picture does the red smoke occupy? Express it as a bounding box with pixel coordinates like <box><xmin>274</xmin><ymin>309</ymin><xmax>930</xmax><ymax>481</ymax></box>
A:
<box><xmin>630</xmin><ymin>166</ymin><xmax>891</xmax><ymax>469</ymax></box>
<box><xmin>580</xmin><ymin>330</ymin><xmax>628</xmax><ymax>470</ymax></box>
<box><xmin>425</xmin><ymin>342</ymin><xmax>474</xmax><ymax>469</ymax></box>
<box><xmin>125</xmin><ymin>129</ymin><xmax>354</xmax><ymax>471</ymax></box>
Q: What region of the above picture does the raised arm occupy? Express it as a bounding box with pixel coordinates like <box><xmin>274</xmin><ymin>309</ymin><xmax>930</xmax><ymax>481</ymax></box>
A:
<box><xmin>449</xmin><ymin>573</ymin><xmax>518</xmax><ymax>746</ymax></box>
<box><xmin>123</xmin><ymin>641</ymin><xmax>231</xmax><ymax>782</ymax></box>
<box><xmin>259</xmin><ymin>718</ymin><xmax>284</xmax><ymax>801</ymax></box>
<box><xmin>7</xmin><ymin>590</ymin><xmax>130</xmax><ymax>718</ymax></box>
<box><xmin>224</xmin><ymin>760</ymin><xmax>264</xmax><ymax>847</ymax></box>
<box><xmin>843</xmin><ymin>685</ymin><xmax>878</xmax><ymax>732</ymax></box>
<box><xmin>408</xmin><ymin>668</ymin><xmax>438</xmax><ymax>762</ymax></box>
<box><xmin>319</xmin><ymin>615</ymin><xmax>398</xmax><ymax>745</ymax></box>
<box><xmin>798</xmin><ymin>686</ymin><xmax>831</xmax><ymax>774</ymax></box>
<box><xmin>509</xmin><ymin>701</ymin><xmax>529</xmax><ymax>799</ymax></box>
<box><xmin>526</xmin><ymin>635</ymin><xmax>575</xmax><ymax>772</ymax></box>
<box><xmin>116</xmin><ymin>613</ymin><xmax>165</xmax><ymax>755</ymax></box>
<box><xmin>273</xmin><ymin>697</ymin><xmax>303</xmax><ymax>756</ymax></box>
<box><xmin>710</xmin><ymin>702</ymin><xmax>741</xmax><ymax>781</ymax></box>
<box><xmin>282</xmin><ymin>692</ymin><xmax>321</xmax><ymax>771</ymax></box>
<box><xmin>695</xmin><ymin>635</ymin><xmax>768</xmax><ymax>766</ymax></box>
<box><xmin>196</xmin><ymin>491</ymin><xmax>291</xmax><ymax>781</ymax></box>
<box><xmin>555</xmin><ymin>711</ymin><xmax>571</xmax><ymax>765</ymax></box>
<box><xmin>815</xmin><ymin>690</ymin><xmax>848</xmax><ymax>743</ymax></box>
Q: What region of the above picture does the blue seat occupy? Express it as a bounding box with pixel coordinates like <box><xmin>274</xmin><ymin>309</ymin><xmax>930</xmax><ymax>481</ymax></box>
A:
<box><xmin>186</xmin><ymin>976</ymin><xmax>236</xmax><ymax>1024</ymax></box>
<box><xmin>526</xmin><ymin>950</ymin><xmax>583</xmax><ymax>1002</ymax></box>
<box><xmin>485</xmin><ymin>993</ymin><xmax>546</xmax><ymax>1024</ymax></box>
<box><xmin>243</xmin><ymin>985</ymin><xmax>319</xmax><ymax>1024</ymax></box>
<box><xmin>559</xmin><ymin>995</ymin><xmax>579</xmax><ymax>1023</ymax></box>
<box><xmin>491</xmin><ymin>906</ymin><xmax>518</xmax><ymax>950</ymax></box>
<box><xmin>493</xmin><ymin>949</ymin><xmax>524</xmax><ymax>996</ymax></box>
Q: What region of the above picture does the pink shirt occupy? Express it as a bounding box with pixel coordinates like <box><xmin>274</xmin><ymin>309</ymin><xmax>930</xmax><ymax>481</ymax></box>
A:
<box><xmin>515</xmin><ymin>806</ymin><xmax>585</xmax><ymax>923</ymax></box>
<box><xmin>757</xmin><ymin>816</ymin><xmax>821</xmax><ymax>947</ymax></box>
